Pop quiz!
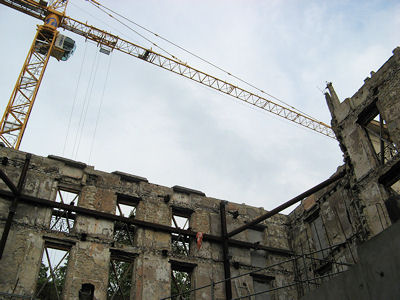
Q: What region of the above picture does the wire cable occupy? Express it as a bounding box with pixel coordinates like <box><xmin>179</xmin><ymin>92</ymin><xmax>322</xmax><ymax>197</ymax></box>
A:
<box><xmin>87</xmin><ymin>1</ymin><xmax>184</xmax><ymax>63</ymax></box>
<box><xmin>69</xmin><ymin>1</ymin><xmax>142</xmax><ymax>46</ymax></box>
<box><xmin>88</xmin><ymin>52</ymin><xmax>113</xmax><ymax>164</ymax></box>
<box><xmin>71</xmin><ymin>48</ymin><xmax>99</xmax><ymax>159</ymax></box>
<box><xmin>74</xmin><ymin>49</ymin><xmax>101</xmax><ymax>160</ymax></box>
<box><xmin>62</xmin><ymin>41</ymin><xmax>88</xmax><ymax>156</ymax></box>
<box><xmin>87</xmin><ymin>0</ymin><xmax>318</xmax><ymax>121</ymax></box>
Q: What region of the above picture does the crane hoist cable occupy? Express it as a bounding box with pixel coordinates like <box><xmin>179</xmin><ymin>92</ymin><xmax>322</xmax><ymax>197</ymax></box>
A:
<box><xmin>88</xmin><ymin>52</ymin><xmax>113</xmax><ymax>164</ymax></box>
<box><xmin>72</xmin><ymin>48</ymin><xmax>100</xmax><ymax>159</ymax></box>
<box><xmin>75</xmin><ymin>50</ymin><xmax>101</xmax><ymax>160</ymax></box>
<box><xmin>63</xmin><ymin>41</ymin><xmax>89</xmax><ymax>156</ymax></box>
<box><xmin>88</xmin><ymin>1</ymin><xmax>184</xmax><ymax>64</ymax></box>
<box><xmin>87</xmin><ymin>0</ymin><xmax>318</xmax><ymax>122</ymax></box>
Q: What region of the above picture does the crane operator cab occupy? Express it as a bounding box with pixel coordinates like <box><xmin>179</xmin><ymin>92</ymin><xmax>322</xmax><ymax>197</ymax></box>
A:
<box><xmin>34</xmin><ymin>32</ymin><xmax>76</xmax><ymax>61</ymax></box>
<box><xmin>53</xmin><ymin>34</ymin><xmax>76</xmax><ymax>61</ymax></box>
<box><xmin>34</xmin><ymin>14</ymin><xmax>75</xmax><ymax>61</ymax></box>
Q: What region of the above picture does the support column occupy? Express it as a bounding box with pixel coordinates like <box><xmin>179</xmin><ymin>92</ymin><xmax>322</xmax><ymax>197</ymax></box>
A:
<box><xmin>220</xmin><ymin>201</ymin><xmax>232</xmax><ymax>299</ymax></box>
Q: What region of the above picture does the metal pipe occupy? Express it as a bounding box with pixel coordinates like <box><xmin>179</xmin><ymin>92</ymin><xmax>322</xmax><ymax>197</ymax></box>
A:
<box><xmin>228</xmin><ymin>171</ymin><xmax>346</xmax><ymax>238</ymax></box>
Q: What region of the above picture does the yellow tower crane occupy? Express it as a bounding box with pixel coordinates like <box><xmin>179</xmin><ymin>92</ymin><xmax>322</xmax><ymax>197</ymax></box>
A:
<box><xmin>0</xmin><ymin>0</ymin><xmax>335</xmax><ymax>150</ymax></box>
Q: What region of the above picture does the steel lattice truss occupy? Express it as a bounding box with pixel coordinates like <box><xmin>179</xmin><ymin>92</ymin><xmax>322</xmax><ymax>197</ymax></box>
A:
<box><xmin>0</xmin><ymin>0</ymin><xmax>335</xmax><ymax>150</ymax></box>
<box><xmin>62</xmin><ymin>16</ymin><xmax>335</xmax><ymax>139</ymax></box>
<box><xmin>0</xmin><ymin>25</ymin><xmax>56</xmax><ymax>148</ymax></box>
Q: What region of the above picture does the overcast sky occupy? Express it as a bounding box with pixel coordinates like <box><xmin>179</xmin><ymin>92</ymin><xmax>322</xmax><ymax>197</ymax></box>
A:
<box><xmin>0</xmin><ymin>0</ymin><xmax>399</xmax><ymax>213</ymax></box>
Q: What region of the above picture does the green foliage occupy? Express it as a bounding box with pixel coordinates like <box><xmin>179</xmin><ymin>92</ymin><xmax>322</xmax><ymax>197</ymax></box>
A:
<box><xmin>107</xmin><ymin>260</ymin><xmax>133</xmax><ymax>299</ymax></box>
<box><xmin>114</xmin><ymin>221</ymin><xmax>135</xmax><ymax>245</ymax></box>
<box><xmin>35</xmin><ymin>260</ymin><xmax>68</xmax><ymax>300</ymax></box>
<box><xmin>171</xmin><ymin>270</ymin><xmax>191</xmax><ymax>300</ymax></box>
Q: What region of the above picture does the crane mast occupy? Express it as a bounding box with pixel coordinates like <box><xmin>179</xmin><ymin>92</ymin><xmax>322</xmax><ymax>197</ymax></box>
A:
<box><xmin>0</xmin><ymin>0</ymin><xmax>72</xmax><ymax>148</ymax></box>
<box><xmin>0</xmin><ymin>0</ymin><xmax>335</xmax><ymax>149</ymax></box>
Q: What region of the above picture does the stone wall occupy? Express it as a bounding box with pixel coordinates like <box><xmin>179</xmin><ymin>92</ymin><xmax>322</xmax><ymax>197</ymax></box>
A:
<box><xmin>287</xmin><ymin>46</ymin><xmax>400</xmax><ymax>298</ymax></box>
<box><xmin>0</xmin><ymin>147</ymin><xmax>293</xmax><ymax>300</ymax></box>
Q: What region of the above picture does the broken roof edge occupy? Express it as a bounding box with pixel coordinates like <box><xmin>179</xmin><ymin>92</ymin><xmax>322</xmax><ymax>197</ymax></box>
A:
<box><xmin>172</xmin><ymin>185</ymin><xmax>206</xmax><ymax>197</ymax></box>
<box><xmin>112</xmin><ymin>170</ymin><xmax>149</xmax><ymax>183</ymax></box>
<box><xmin>47</xmin><ymin>155</ymin><xmax>87</xmax><ymax>169</ymax></box>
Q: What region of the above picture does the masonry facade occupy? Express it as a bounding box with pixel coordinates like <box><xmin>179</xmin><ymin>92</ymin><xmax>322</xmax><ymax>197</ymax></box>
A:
<box><xmin>0</xmin><ymin>148</ymin><xmax>295</xmax><ymax>300</ymax></box>
<box><xmin>0</xmin><ymin>47</ymin><xmax>399</xmax><ymax>300</ymax></box>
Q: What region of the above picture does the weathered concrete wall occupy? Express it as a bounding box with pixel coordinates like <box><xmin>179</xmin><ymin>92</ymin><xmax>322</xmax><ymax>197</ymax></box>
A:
<box><xmin>301</xmin><ymin>219</ymin><xmax>400</xmax><ymax>300</ymax></box>
<box><xmin>325</xmin><ymin>47</ymin><xmax>400</xmax><ymax>239</ymax></box>
<box><xmin>0</xmin><ymin>147</ymin><xmax>293</xmax><ymax>300</ymax></box>
<box><xmin>288</xmin><ymin>47</ymin><xmax>400</xmax><ymax>298</ymax></box>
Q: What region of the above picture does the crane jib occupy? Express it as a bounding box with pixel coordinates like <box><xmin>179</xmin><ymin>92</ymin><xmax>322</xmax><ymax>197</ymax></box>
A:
<box><xmin>0</xmin><ymin>0</ymin><xmax>336</xmax><ymax>149</ymax></box>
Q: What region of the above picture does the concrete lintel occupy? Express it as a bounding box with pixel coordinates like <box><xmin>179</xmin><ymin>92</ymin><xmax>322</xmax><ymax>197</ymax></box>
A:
<box><xmin>112</xmin><ymin>171</ymin><xmax>148</xmax><ymax>183</ymax></box>
<box><xmin>172</xmin><ymin>185</ymin><xmax>205</xmax><ymax>196</ymax></box>
<box><xmin>169</xmin><ymin>259</ymin><xmax>197</xmax><ymax>272</ymax></box>
<box><xmin>116</xmin><ymin>192</ymin><xmax>142</xmax><ymax>205</ymax></box>
<box><xmin>48</xmin><ymin>155</ymin><xmax>87</xmax><ymax>169</ymax></box>
<box><xmin>378</xmin><ymin>159</ymin><xmax>400</xmax><ymax>187</ymax></box>
<box><xmin>244</xmin><ymin>222</ymin><xmax>267</xmax><ymax>232</ymax></box>
<box><xmin>43</xmin><ymin>235</ymin><xmax>76</xmax><ymax>250</ymax></box>
<box><xmin>110</xmin><ymin>248</ymin><xmax>138</xmax><ymax>261</ymax></box>
<box><xmin>171</xmin><ymin>205</ymin><xmax>194</xmax><ymax>217</ymax></box>
<box><xmin>250</xmin><ymin>273</ymin><xmax>275</xmax><ymax>281</ymax></box>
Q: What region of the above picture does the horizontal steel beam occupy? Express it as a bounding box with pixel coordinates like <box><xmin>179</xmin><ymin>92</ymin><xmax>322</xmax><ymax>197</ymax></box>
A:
<box><xmin>228</xmin><ymin>170</ymin><xmax>346</xmax><ymax>238</ymax></box>
<box><xmin>0</xmin><ymin>189</ymin><xmax>293</xmax><ymax>256</ymax></box>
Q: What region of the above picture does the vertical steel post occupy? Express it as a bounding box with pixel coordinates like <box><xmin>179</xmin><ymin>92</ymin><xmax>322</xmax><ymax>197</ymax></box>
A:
<box><xmin>211</xmin><ymin>280</ymin><xmax>215</xmax><ymax>300</ymax></box>
<box><xmin>220</xmin><ymin>201</ymin><xmax>233</xmax><ymax>299</ymax></box>
<box><xmin>0</xmin><ymin>153</ymin><xmax>31</xmax><ymax>259</ymax></box>
<box><xmin>380</xmin><ymin>115</ymin><xmax>385</xmax><ymax>165</ymax></box>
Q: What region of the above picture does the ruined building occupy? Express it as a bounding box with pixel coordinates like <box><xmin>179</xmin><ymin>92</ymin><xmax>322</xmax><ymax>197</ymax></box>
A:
<box><xmin>0</xmin><ymin>47</ymin><xmax>399</xmax><ymax>300</ymax></box>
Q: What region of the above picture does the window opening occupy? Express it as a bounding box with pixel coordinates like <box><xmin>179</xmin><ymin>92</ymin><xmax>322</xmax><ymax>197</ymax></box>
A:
<box><xmin>171</xmin><ymin>270</ymin><xmax>191</xmax><ymax>300</ymax></box>
<box><xmin>79</xmin><ymin>283</ymin><xmax>94</xmax><ymax>300</ymax></box>
<box><xmin>305</xmin><ymin>209</ymin><xmax>329</xmax><ymax>260</ymax></box>
<box><xmin>251</xmin><ymin>274</ymin><xmax>274</xmax><ymax>300</ymax></box>
<box><xmin>107</xmin><ymin>250</ymin><xmax>135</xmax><ymax>300</ymax></box>
<box><xmin>379</xmin><ymin>162</ymin><xmax>400</xmax><ymax>224</ymax></box>
<box><xmin>50</xmin><ymin>189</ymin><xmax>79</xmax><ymax>234</ymax></box>
<box><xmin>114</xmin><ymin>194</ymin><xmax>138</xmax><ymax>246</ymax></box>
<box><xmin>171</xmin><ymin>212</ymin><xmax>190</xmax><ymax>256</ymax></box>
<box><xmin>248</xmin><ymin>228</ymin><xmax>267</xmax><ymax>267</ymax></box>
<box><xmin>310</xmin><ymin>216</ymin><xmax>329</xmax><ymax>259</ymax></box>
<box><xmin>35</xmin><ymin>242</ymin><xmax>71</xmax><ymax>300</ymax></box>
<box><xmin>357</xmin><ymin>102</ymin><xmax>399</xmax><ymax>165</ymax></box>
<box><xmin>170</xmin><ymin>260</ymin><xmax>196</xmax><ymax>300</ymax></box>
